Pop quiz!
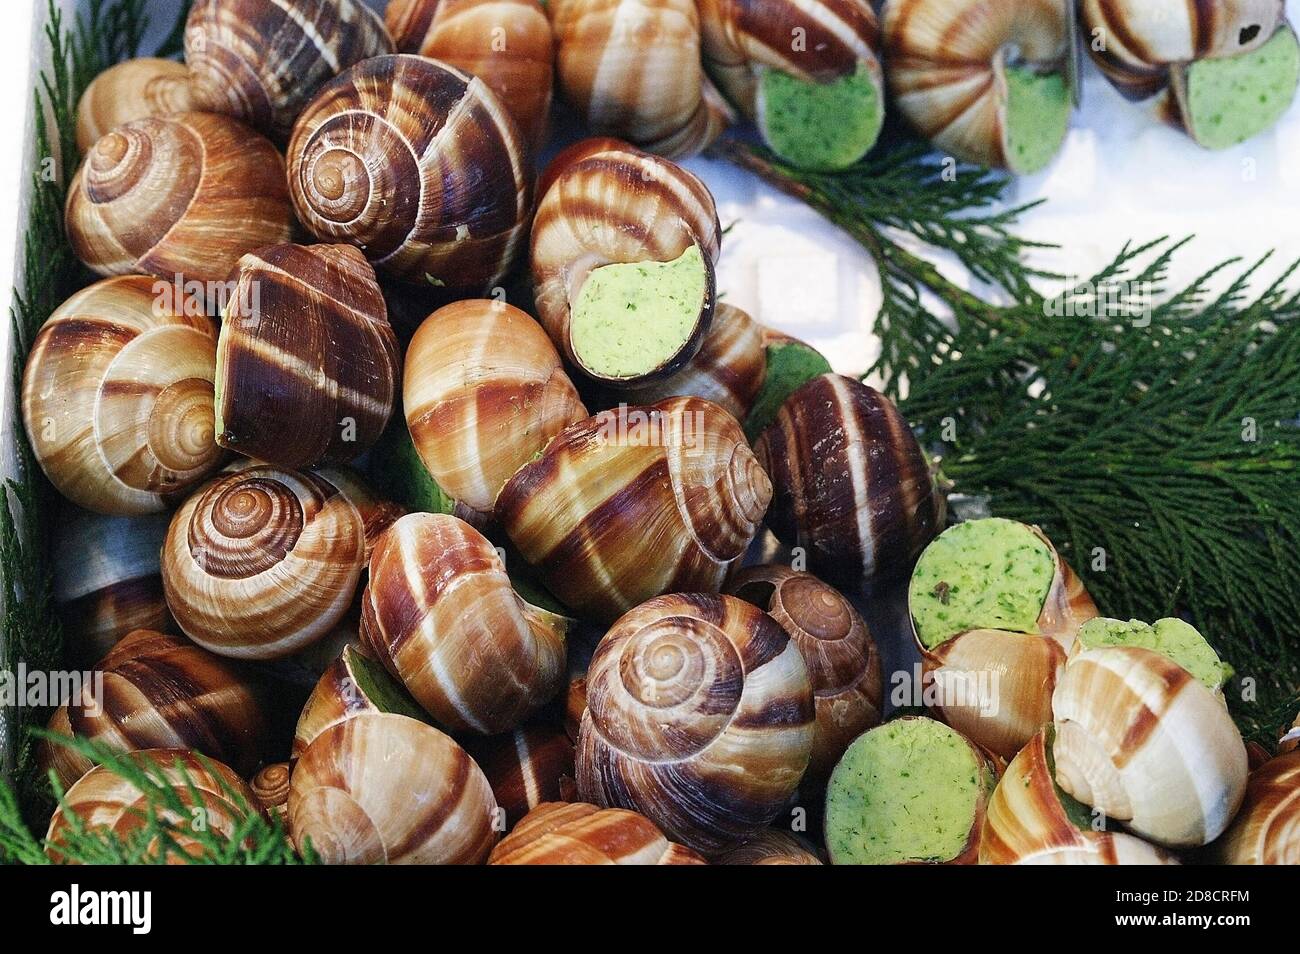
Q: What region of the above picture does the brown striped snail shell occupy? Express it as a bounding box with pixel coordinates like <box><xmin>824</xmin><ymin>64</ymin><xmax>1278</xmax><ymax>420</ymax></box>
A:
<box><xmin>1214</xmin><ymin>752</ymin><xmax>1300</xmax><ymax>865</ymax></box>
<box><xmin>980</xmin><ymin>729</ymin><xmax>1179</xmax><ymax>865</ymax></box>
<box><xmin>1052</xmin><ymin>646</ymin><xmax>1249</xmax><ymax>848</ymax></box>
<box><xmin>497</xmin><ymin>397</ymin><xmax>772</xmax><ymax>624</ymax></box>
<box><xmin>403</xmin><ymin>300</ymin><xmax>588</xmax><ymax>518</ymax></box>
<box><xmin>465</xmin><ymin>724</ymin><xmax>577</xmax><ymax>829</ymax></box>
<box><xmin>715</xmin><ymin>829</ymin><xmax>823</xmax><ymax>865</ymax></box>
<box><xmin>66</xmin><ymin>113</ymin><xmax>295</xmax><ymax>284</ymax></box>
<box><xmin>755</xmin><ymin>373</ymin><xmax>945</xmax><ymax>589</ymax></box>
<box><xmin>288</xmin><ymin>712</ymin><xmax>500</xmax><ymax>864</ymax></box>
<box><xmin>360</xmin><ymin>512</ymin><xmax>568</xmax><ymax>734</ymax></box>
<box><xmin>531</xmin><ymin>138</ymin><xmax>722</xmax><ymax>386</ymax></box>
<box><xmin>46</xmin><ymin>749</ymin><xmax>262</xmax><ymax>864</ymax></box>
<box><xmin>576</xmin><ymin>593</ymin><xmax>815</xmax><ymax>854</ymax></box>
<box><xmin>251</xmin><ymin>763</ymin><xmax>292</xmax><ymax>823</ymax></box>
<box><xmin>386</xmin><ymin>0</ymin><xmax>554</xmax><ymax>151</ymax></box>
<box><xmin>881</xmin><ymin>0</ymin><xmax>1071</xmax><ymax>172</ymax></box>
<box><xmin>215</xmin><ymin>243</ymin><xmax>400</xmax><ymax>470</ymax></box>
<box><xmin>162</xmin><ymin>464</ymin><xmax>400</xmax><ymax>660</ymax></box>
<box><xmin>489</xmin><ymin>801</ymin><xmax>708</xmax><ymax>864</ymax></box>
<box><xmin>40</xmin><ymin>629</ymin><xmax>269</xmax><ymax>790</ymax></box>
<box><xmin>1281</xmin><ymin>713</ymin><xmax>1300</xmax><ymax>754</ymax></box>
<box><xmin>185</xmin><ymin>0</ymin><xmax>395</xmax><ymax>141</ymax></box>
<box><xmin>21</xmin><ymin>276</ymin><xmax>225</xmax><ymax>516</ymax></box>
<box><xmin>287</xmin><ymin>54</ymin><xmax>533</xmax><ymax>292</ymax></box>
<box><xmin>54</xmin><ymin>507</ymin><xmax>173</xmax><ymax>665</ymax></box>
<box><xmin>549</xmin><ymin>0</ymin><xmax>734</xmax><ymax>158</ymax></box>
<box><xmin>75</xmin><ymin>58</ymin><xmax>197</xmax><ymax>153</ymax></box>
<box><xmin>728</xmin><ymin>565</ymin><xmax>882</xmax><ymax>775</ymax></box>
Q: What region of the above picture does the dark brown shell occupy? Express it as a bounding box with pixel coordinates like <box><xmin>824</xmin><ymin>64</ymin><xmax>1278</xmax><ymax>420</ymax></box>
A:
<box><xmin>489</xmin><ymin>801</ymin><xmax>709</xmax><ymax>864</ymax></box>
<box><xmin>465</xmin><ymin>724</ymin><xmax>577</xmax><ymax>829</ymax></box>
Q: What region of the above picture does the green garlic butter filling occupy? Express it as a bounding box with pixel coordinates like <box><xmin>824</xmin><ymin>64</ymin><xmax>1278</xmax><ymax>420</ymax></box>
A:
<box><xmin>757</xmin><ymin>61</ymin><xmax>884</xmax><ymax>172</ymax></box>
<box><xmin>1002</xmin><ymin>66</ymin><xmax>1072</xmax><ymax>174</ymax></box>
<box><xmin>1184</xmin><ymin>25</ymin><xmax>1300</xmax><ymax>150</ymax></box>
<box><xmin>1075</xmin><ymin>617</ymin><xmax>1231</xmax><ymax>690</ymax></box>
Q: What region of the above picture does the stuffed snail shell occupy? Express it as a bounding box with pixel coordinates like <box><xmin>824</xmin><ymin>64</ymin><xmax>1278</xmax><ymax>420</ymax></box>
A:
<box><xmin>1214</xmin><ymin>752</ymin><xmax>1300</xmax><ymax>865</ymax></box>
<box><xmin>489</xmin><ymin>802</ymin><xmax>707</xmax><ymax>864</ymax></box>
<box><xmin>293</xmin><ymin>643</ymin><xmax>428</xmax><ymax>758</ymax></box>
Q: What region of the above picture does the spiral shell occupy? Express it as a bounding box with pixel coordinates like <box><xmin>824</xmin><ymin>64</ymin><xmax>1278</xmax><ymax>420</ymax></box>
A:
<box><xmin>531</xmin><ymin>138</ymin><xmax>722</xmax><ymax>384</ymax></box>
<box><xmin>162</xmin><ymin>464</ymin><xmax>399</xmax><ymax>659</ymax></box>
<box><xmin>755</xmin><ymin>373</ymin><xmax>945</xmax><ymax>589</ymax></box>
<box><xmin>215</xmin><ymin>243</ymin><xmax>400</xmax><ymax>469</ymax></box>
<box><xmin>21</xmin><ymin>276</ymin><xmax>225</xmax><ymax>515</ymax></box>
<box><xmin>489</xmin><ymin>801</ymin><xmax>708</xmax><ymax>864</ymax></box>
<box><xmin>497</xmin><ymin>397</ymin><xmax>772</xmax><ymax>623</ymax></box>
<box><xmin>40</xmin><ymin>629</ymin><xmax>269</xmax><ymax>789</ymax></box>
<box><xmin>287</xmin><ymin>54</ymin><xmax>533</xmax><ymax>291</ymax></box>
<box><xmin>881</xmin><ymin>0</ymin><xmax>1070</xmax><ymax>170</ymax></box>
<box><xmin>576</xmin><ymin>593</ymin><xmax>815</xmax><ymax>854</ymax></box>
<box><xmin>715</xmin><ymin>829</ymin><xmax>823</xmax><ymax>865</ymax></box>
<box><xmin>185</xmin><ymin>0</ymin><xmax>395</xmax><ymax>141</ymax></box>
<box><xmin>466</xmin><ymin>725</ymin><xmax>577</xmax><ymax>829</ymax></box>
<box><xmin>294</xmin><ymin>643</ymin><xmax>428</xmax><ymax>758</ymax></box>
<box><xmin>289</xmin><ymin>712</ymin><xmax>499</xmax><ymax>864</ymax></box>
<box><xmin>75</xmin><ymin>58</ymin><xmax>196</xmax><ymax>153</ymax></box>
<box><xmin>251</xmin><ymin>763</ymin><xmax>292</xmax><ymax>823</ymax></box>
<box><xmin>980</xmin><ymin>730</ymin><xmax>1178</xmax><ymax>865</ymax></box>
<box><xmin>1215</xmin><ymin>752</ymin><xmax>1300</xmax><ymax>865</ymax></box>
<box><xmin>728</xmin><ymin>564</ymin><xmax>881</xmax><ymax>775</ymax></box>
<box><xmin>66</xmin><ymin>113</ymin><xmax>294</xmax><ymax>284</ymax></box>
<box><xmin>403</xmin><ymin>300</ymin><xmax>588</xmax><ymax>518</ymax></box>
<box><xmin>46</xmin><ymin>749</ymin><xmax>262</xmax><ymax>864</ymax></box>
<box><xmin>1052</xmin><ymin>647</ymin><xmax>1248</xmax><ymax>848</ymax></box>
<box><xmin>386</xmin><ymin>0</ymin><xmax>554</xmax><ymax>150</ymax></box>
<box><xmin>54</xmin><ymin>507</ymin><xmax>173</xmax><ymax>665</ymax></box>
<box><xmin>549</xmin><ymin>0</ymin><xmax>733</xmax><ymax>158</ymax></box>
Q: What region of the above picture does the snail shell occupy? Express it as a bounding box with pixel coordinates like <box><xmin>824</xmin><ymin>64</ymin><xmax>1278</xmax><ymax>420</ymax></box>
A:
<box><xmin>287</xmin><ymin>54</ymin><xmax>533</xmax><ymax>292</ymax></box>
<box><xmin>881</xmin><ymin>0</ymin><xmax>1070</xmax><ymax>170</ymax></box>
<box><xmin>54</xmin><ymin>507</ymin><xmax>173</xmax><ymax>665</ymax></box>
<box><xmin>489</xmin><ymin>802</ymin><xmax>708</xmax><ymax>864</ymax></box>
<box><xmin>288</xmin><ymin>712</ymin><xmax>499</xmax><ymax>864</ymax></box>
<box><xmin>75</xmin><ymin>58</ymin><xmax>196</xmax><ymax>153</ymax></box>
<box><xmin>162</xmin><ymin>464</ymin><xmax>400</xmax><ymax>660</ymax></box>
<box><xmin>549</xmin><ymin>0</ymin><xmax>733</xmax><ymax>158</ymax></box>
<box><xmin>293</xmin><ymin>642</ymin><xmax>427</xmax><ymax>758</ymax></box>
<box><xmin>215</xmin><ymin>243</ymin><xmax>400</xmax><ymax>469</ymax></box>
<box><xmin>185</xmin><ymin>0</ymin><xmax>395</xmax><ymax>141</ymax></box>
<box><xmin>1281</xmin><ymin>713</ymin><xmax>1300</xmax><ymax>754</ymax></box>
<box><xmin>1215</xmin><ymin>752</ymin><xmax>1300</xmax><ymax>865</ymax></box>
<box><xmin>980</xmin><ymin>729</ymin><xmax>1178</xmax><ymax>865</ymax></box>
<box><xmin>360</xmin><ymin>513</ymin><xmax>568</xmax><ymax>734</ymax></box>
<box><xmin>46</xmin><ymin>749</ymin><xmax>262</xmax><ymax>864</ymax></box>
<box><xmin>66</xmin><ymin>113</ymin><xmax>295</xmax><ymax>284</ymax></box>
<box><xmin>728</xmin><ymin>564</ymin><xmax>882</xmax><ymax>775</ymax></box>
<box><xmin>465</xmin><ymin>724</ymin><xmax>577</xmax><ymax>829</ymax></box>
<box><xmin>403</xmin><ymin>300</ymin><xmax>588</xmax><ymax>518</ymax></box>
<box><xmin>755</xmin><ymin>373</ymin><xmax>945</xmax><ymax>589</ymax></box>
<box><xmin>576</xmin><ymin>593</ymin><xmax>815</xmax><ymax>854</ymax></box>
<box><xmin>497</xmin><ymin>397</ymin><xmax>772</xmax><ymax>623</ymax></box>
<box><xmin>1052</xmin><ymin>646</ymin><xmax>1249</xmax><ymax>848</ymax></box>
<box><xmin>531</xmin><ymin>138</ymin><xmax>722</xmax><ymax>386</ymax></box>
<box><xmin>714</xmin><ymin>829</ymin><xmax>823</xmax><ymax>865</ymax></box>
<box><xmin>251</xmin><ymin>763</ymin><xmax>292</xmax><ymax>823</ymax></box>
<box><xmin>386</xmin><ymin>0</ymin><xmax>554</xmax><ymax>150</ymax></box>
<box><xmin>21</xmin><ymin>276</ymin><xmax>225</xmax><ymax>515</ymax></box>
<box><xmin>40</xmin><ymin>629</ymin><xmax>269</xmax><ymax>790</ymax></box>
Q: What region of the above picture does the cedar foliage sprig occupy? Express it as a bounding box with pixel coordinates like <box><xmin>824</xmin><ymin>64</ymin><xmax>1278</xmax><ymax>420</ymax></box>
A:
<box><xmin>725</xmin><ymin>142</ymin><xmax>1300</xmax><ymax>747</ymax></box>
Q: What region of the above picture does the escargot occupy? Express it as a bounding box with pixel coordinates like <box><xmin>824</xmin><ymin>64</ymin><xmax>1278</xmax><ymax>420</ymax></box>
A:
<box><xmin>1080</xmin><ymin>0</ymin><xmax>1299</xmax><ymax>150</ymax></box>
<box><xmin>250</xmin><ymin>763</ymin><xmax>292</xmax><ymax>824</ymax></box>
<box><xmin>41</xmin><ymin>629</ymin><xmax>269</xmax><ymax>790</ymax></box>
<box><xmin>881</xmin><ymin>0</ymin><xmax>1073</xmax><ymax>173</ymax></box>
<box><xmin>756</xmin><ymin>373</ymin><xmax>945</xmax><ymax>590</ymax></box>
<box><xmin>386</xmin><ymin>0</ymin><xmax>554</xmax><ymax>150</ymax></box>
<box><xmin>75</xmin><ymin>58</ymin><xmax>196</xmax><ymax>153</ymax></box>
<box><xmin>728</xmin><ymin>565</ymin><xmax>882</xmax><ymax>775</ymax></box>
<box><xmin>21</xmin><ymin>276</ymin><xmax>225</xmax><ymax>516</ymax></box>
<box><xmin>215</xmin><ymin>244</ymin><xmax>400</xmax><ymax>470</ymax></box>
<box><xmin>700</xmin><ymin>0</ymin><xmax>885</xmax><ymax>170</ymax></box>
<box><xmin>531</xmin><ymin>138</ymin><xmax>722</xmax><ymax>387</ymax></box>
<box><xmin>576</xmin><ymin>593</ymin><xmax>815</xmax><ymax>854</ymax></box>
<box><xmin>360</xmin><ymin>513</ymin><xmax>568</xmax><ymax>735</ymax></box>
<box><xmin>66</xmin><ymin>113</ymin><xmax>295</xmax><ymax>284</ymax></box>
<box><xmin>980</xmin><ymin>729</ymin><xmax>1178</xmax><ymax>865</ymax></box>
<box><xmin>1214</xmin><ymin>752</ymin><xmax>1300</xmax><ymax>865</ymax></box>
<box><xmin>287</xmin><ymin>54</ymin><xmax>533</xmax><ymax>292</ymax></box>
<box><xmin>162</xmin><ymin>464</ymin><xmax>401</xmax><ymax>660</ymax></box>
<box><xmin>497</xmin><ymin>397</ymin><xmax>772</xmax><ymax>623</ymax></box>
<box><xmin>403</xmin><ymin>300</ymin><xmax>588</xmax><ymax>519</ymax></box>
<box><xmin>185</xmin><ymin>0</ymin><xmax>395</xmax><ymax>141</ymax></box>
<box><xmin>907</xmin><ymin>517</ymin><xmax>1099</xmax><ymax>760</ymax></box>
<box><xmin>293</xmin><ymin>643</ymin><xmax>428</xmax><ymax>758</ymax></box>
<box><xmin>289</xmin><ymin>712</ymin><xmax>499</xmax><ymax>864</ymax></box>
<box><xmin>465</xmin><ymin>725</ymin><xmax>577</xmax><ymax>829</ymax></box>
<box><xmin>46</xmin><ymin>749</ymin><xmax>262</xmax><ymax>864</ymax></box>
<box><xmin>489</xmin><ymin>802</ymin><xmax>708</xmax><ymax>864</ymax></box>
<box><xmin>549</xmin><ymin>0</ymin><xmax>733</xmax><ymax>158</ymax></box>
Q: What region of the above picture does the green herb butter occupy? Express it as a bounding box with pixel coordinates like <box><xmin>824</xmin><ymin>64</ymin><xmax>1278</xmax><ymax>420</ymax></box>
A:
<box><xmin>758</xmin><ymin>61</ymin><xmax>884</xmax><ymax>172</ymax></box>
<box><xmin>343</xmin><ymin>646</ymin><xmax>430</xmax><ymax>724</ymax></box>
<box><xmin>1184</xmin><ymin>25</ymin><xmax>1300</xmax><ymax>150</ymax></box>
<box><xmin>1003</xmin><ymin>66</ymin><xmax>1072</xmax><ymax>174</ymax></box>
<box><xmin>743</xmin><ymin>339</ymin><xmax>832</xmax><ymax>441</ymax></box>
<box><xmin>1075</xmin><ymin>616</ymin><xmax>1231</xmax><ymax>690</ymax></box>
